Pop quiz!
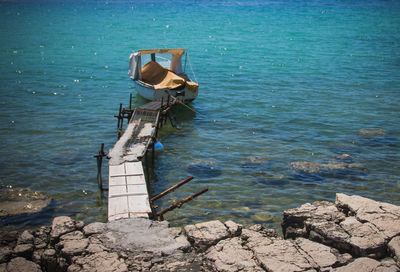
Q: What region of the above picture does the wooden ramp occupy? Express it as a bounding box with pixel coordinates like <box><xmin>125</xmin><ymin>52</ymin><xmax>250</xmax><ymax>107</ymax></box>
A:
<box><xmin>108</xmin><ymin>161</ymin><xmax>151</xmax><ymax>221</ymax></box>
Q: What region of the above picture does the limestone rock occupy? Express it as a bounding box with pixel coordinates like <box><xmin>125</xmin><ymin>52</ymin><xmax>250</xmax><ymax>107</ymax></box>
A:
<box><xmin>283</xmin><ymin>194</ymin><xmax>400</xmax><ymax>259</ymax></box>
<box><xmin>33</xmin><ymin>226</ymin><xmax>50</xmax><ymax>248</ymax></box>
<box><xmin>60</xmin><ymin>231</ymin><xmax>85</xmax><ymax>241</ymax></box>
<box><xmin>184</xmin><ymin>220</ymin><xmax>230</xmax><ymax>251</ymax></box>
<box><xmin>388</xmin><ymin>236</ymin><xmax>400</xmax><ymax>262</ymax></box>
<box><xmin>60</xmin><ymin>239</ymin><xmax>89</xmax><ymax>257</ymax></box>
<box><xmin>224</xmin><ymin>220</ymin><xmax>242</xmax><ymax>237</ymax></box>
<box><xmin>83</xmin><ymin>222</ymin><xmax>106</xmax><ymax>236</ymax></box>
<box><xmin>252</xmin><ymin>239</ymin><xmax>314</xmax><ymax>271</ymax></box>
<box><xmin>13</xmin><ymin>244</ymin><xmax>33</xmax><ymax>259</ymax></box>
<box><xmin>336</xmin><ymin>193</ymin><xmax>400</xmax><ymax>239</ymax></box>
<box><xmin>6</xmin><ymin>257</ymin><xmax>41</xmax><ymax>272</ymax></box>
<box><xmin>339</xmin><ymin>216</ymin><xmax>386</xmax><ymax>258</ymax></box>
<box><xmin>50</xmin><ymin>216</ymin><xmax>76</xmax><ymax>240</ymax></box>
<box><xmin>333</xmin><ymin>257</ymin><xmax>380</xmax><ymax>272</ymax></box>
<box><xmin>0</xmin><ymin>247</ymin><xmax>11</xmax><ymax>263</ymax></box>
<box><xmin>294</xmin><ymin>237</ymin><xmax>343</xmax><ymax>268</ymax></box>
<box><xmin>205</xmin><ymin>237</ymin><xmax>263</xmax><ymax>271</ymax></box>
<box><xmin>17</xmin><ymin>230</ymin><xmax>34</xmax><ymax>245</ymax></box>
<box><xmin>69</xmin><ymin>251</ymin><xmax>127</xmax><ymax>272</ymax></box>
<box><xmin>282</xmin><ymin>200</ymin><xmax>345</xmax><ymax>239</ymax></box>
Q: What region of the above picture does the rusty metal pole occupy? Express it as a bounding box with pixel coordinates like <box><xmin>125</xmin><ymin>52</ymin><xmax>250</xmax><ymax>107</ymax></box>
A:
<box><xmin>117</xmin><ymin>103</ymin><xmax>123</xmax><ymax>139</ymax></box>
<box><xmin>157</xmin><ymin>188</ymin><xmax>209</xmax><ymax>219</ymax></box>
<box><xmin>151</xmin><ymin>177</ymin><xmax>194</xmax><ymax>202</ymax></box>
<box><xmin>95</xmin><ymin>143</ymin><xmax>105</xmax><ymax>191</ymax></box>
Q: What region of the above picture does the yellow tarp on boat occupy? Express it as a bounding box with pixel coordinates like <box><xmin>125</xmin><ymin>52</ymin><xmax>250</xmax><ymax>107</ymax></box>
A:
<box><xmin>141</xmin><ymin>61</ymin><xmax>186</xmax><ymax>90</ymax></box>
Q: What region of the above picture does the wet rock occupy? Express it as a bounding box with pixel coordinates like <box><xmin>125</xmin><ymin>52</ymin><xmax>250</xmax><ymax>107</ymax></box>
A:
<box><xmin>0</xmin><ymin>247</ymin><xmax>11</xmax><ymax>263</ymax></box>
<box><xmin>83</xmin><ymin>222</ymin><xmax>106</xmax><ymax>236</ymax></box>
<box><xmin>0</xmin><ymin>188</ymin><xmax>51</xmax><ymax>217</ymax></box>
<box><xmin>205</xmin><ymin>237</ymin><xmax>263</xmax><ymax>271</ymax></box>
<box><xmin>6</xmin><ymin>257</ymin><xmax>41</xmax><ymax>272</ymax></box>
<box><xmin>187</xmin><ymin>161</ymin><xmax>222</xmax><ymax>178</ymax></box>
<box><xmin>69</xmin><ymin>251</ymin><xmax>127</xmax><ymax>272</ymax></box>
<box><xmin>184</xmin><ymin>220</ymin><xmax>230</xmax><ymax>251</ymax></box>
<box><xmin>388</xmin><ymin>236</ymin><xmax>400</xmax><ymax>262</ymax></box>
<box><xmin>13</xmin><ymin>244</ymin><xmax>33</xmax><ymax>259</ymax></box>
<box><xmin>41</xmin><ymin>249</ymin><xmax>57</xmax><ymax>271</ymax></box>
<box><xmin>50</xmin><ymin>216</ymin><xmax>76</xmax><ymax>241</ymax></box>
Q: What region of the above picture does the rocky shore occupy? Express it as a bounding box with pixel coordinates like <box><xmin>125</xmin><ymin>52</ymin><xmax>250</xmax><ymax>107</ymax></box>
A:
<box><xmin>0</xmin><ymin>193</ymin><xmax>399</xmax><ymax>271</ymax></box>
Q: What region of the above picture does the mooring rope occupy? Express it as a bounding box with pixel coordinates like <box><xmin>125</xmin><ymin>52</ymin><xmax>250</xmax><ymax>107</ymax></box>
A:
<box><xmin>176</xmin><ymin>99</ymin><xmax>217</xmax><ymax>124</ymax></box>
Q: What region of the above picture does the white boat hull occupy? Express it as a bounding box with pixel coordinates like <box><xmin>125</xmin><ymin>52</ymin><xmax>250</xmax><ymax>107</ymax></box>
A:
<box><xmin>134</xmin><ymin>80</ymin><xmax>198</xmax><ymax>102</ymax></box>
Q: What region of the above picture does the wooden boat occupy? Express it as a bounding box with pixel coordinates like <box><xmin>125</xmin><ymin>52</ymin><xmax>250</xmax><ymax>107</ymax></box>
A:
<box><xmin>129</xmin><ymin>49</ymin><xmax>199</xmax><ymax>102</ymax></box>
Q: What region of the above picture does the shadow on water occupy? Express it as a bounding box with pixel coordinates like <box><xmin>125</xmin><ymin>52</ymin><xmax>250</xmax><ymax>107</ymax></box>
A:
<box><xmin>187</xmin><ymin>163</ymin><xmax>222</xmax><ymax>178</ymax></box>
<box><xmin>252</xmin><ymin>178</ymin><xmax>289</xmax><ymax>187</ymax></box>
<box><xmin>51</xmin><ymin>150</ymin><xmax>88</xmax><ymax>166</ymax></box>
<box><xmin>356</xmin><ymin>135</ymin><xmax>398</xmax><ymax>148</ymax></box>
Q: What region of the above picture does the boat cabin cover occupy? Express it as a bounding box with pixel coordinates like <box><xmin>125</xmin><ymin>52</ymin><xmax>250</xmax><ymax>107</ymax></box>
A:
<box><xmin>129</xmin><ymin>48</ymin><xmax>198</xmax><ymax>92</ymax></box>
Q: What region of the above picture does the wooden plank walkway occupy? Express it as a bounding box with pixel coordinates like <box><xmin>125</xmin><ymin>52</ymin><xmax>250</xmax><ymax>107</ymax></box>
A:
<box><xmin>107</xmin><ymin>98</ymin><xmax>176</xmax><ymax>221</ymax></box>
<box><xmin>108</xmin><ymin>161</ymin><xmax>151</xmax><ymax>221</ymax></box>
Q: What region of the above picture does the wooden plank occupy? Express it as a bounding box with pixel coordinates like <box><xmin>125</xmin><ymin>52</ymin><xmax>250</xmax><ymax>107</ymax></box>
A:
<box><xmin>108</xmin><ymin>161</ymin><xmax>150</xmax><ymax>221</ymax></box>
<box><xmin>109</xmin><ymin>164</ymin><xmax>125</xmax><ymax>177</ymax></box>
<box><xmin>126</xmin><ymin>175</ymin><xmax>145</xmax><ymax>185</ymax></box>
<box><xmin>108</xmin><ymin>176</ymin><xmax>126</xmax><ymax>186</ymax></box>
<box><xmin>109</xmin><ymin>185</ymin><xmax>128</xmax><ymax>196</ymax></box>
<box><xmin>124</xmin><ymin>162</ymin><xmax>144</xmax><ymax>176</ymax></box>
<box><xmin>127</xmin><ymin>184</ymin><xmax>148</xmax><ymax>195</ymax></box>
<box><xmin>108</xmin><ymin>196</ymin><xmax>129</xmax><ymax>220</ymax></box>
<box><xmin>127</xmin><ymin>195</ymin><xmax>151</xmax><ymax>213</ymax></box>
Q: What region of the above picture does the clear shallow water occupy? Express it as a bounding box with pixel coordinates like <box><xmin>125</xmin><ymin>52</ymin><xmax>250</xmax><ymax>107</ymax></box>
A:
<box><xmin>0</xmin><ymin>0</ymin><xmax>399</xmax><ymax>230</ymax></box>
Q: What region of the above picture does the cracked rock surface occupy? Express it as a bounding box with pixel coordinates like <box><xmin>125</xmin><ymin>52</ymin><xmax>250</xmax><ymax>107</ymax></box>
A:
<box><xmin>0</xmin><ymin>193</ymin><xmax>399</xmax><ymax>271</ymax></box>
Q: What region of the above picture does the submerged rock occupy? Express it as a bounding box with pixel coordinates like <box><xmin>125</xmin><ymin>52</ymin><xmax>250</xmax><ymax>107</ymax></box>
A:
<box><xmin>0</xmin><ymin>188</ymin><xmax>51</xmax><ymax>217</ymax></box>
<box><xmin>240</xmin><ymin>155</ymin><xmax>273</xmax><ymax>177</ymax></box>
<box><xmin>291</xmin><ymin>160</ymin><xmax>367</xmax><ymax>179</ymax></box>
<box><xmin>357</xmin><ymin>128</ymin><xmax>398</xmax><ymax>147</ymax></box>
<box><xmin>357</xmin><ymin>128</ymin><xmax>387</xmax><ymax>137</ymax></box>
<box><xmin>187</xmin><ymin>161</ymin><xmax>222</xmax><ymax>178</ymax></box>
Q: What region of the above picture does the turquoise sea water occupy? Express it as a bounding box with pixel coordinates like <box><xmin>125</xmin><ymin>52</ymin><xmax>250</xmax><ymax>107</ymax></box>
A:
<box><xmin>1</xmin><ymin>0</ymin><xmax>399</xmax><ymax>230</ymax></box>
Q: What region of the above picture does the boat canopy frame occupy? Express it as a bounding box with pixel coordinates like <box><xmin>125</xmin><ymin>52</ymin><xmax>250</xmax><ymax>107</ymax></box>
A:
<box><xmin>129</xmin><ymin>48</ymin><xmax>188</xmax><ymax>82</ymax></box>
